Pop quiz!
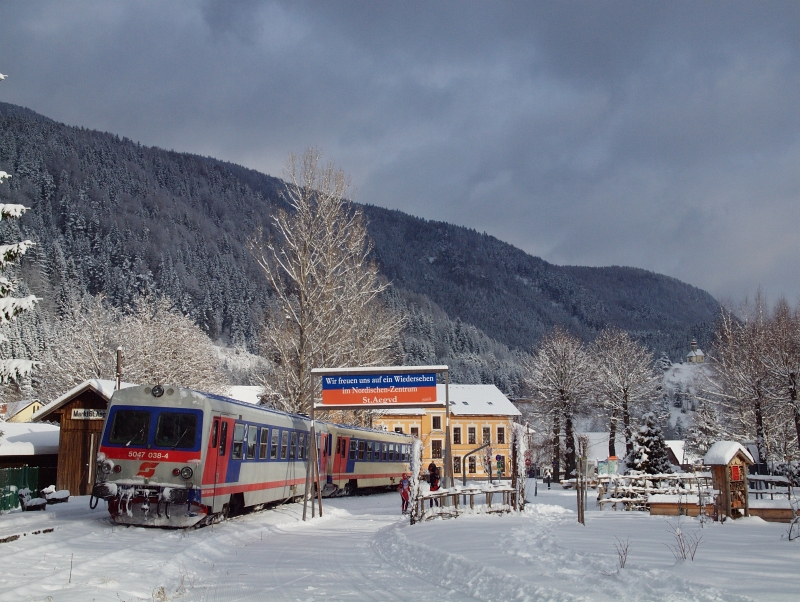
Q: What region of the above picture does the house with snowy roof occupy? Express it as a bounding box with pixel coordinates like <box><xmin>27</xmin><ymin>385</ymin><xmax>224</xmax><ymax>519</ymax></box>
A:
<box><xmin>4</xmin><ymin>399</ymin><xmax>43</xmax><ymax>423</ymax></box>
<box><xmin>373</xmin><ymin>384</ymin><xmax>521</xmax><ymax>480</ymax></box>
<box><xmin>686</xmin><ymin>339</ymin><xmax>705</xmax><ymax>363</ymax></box>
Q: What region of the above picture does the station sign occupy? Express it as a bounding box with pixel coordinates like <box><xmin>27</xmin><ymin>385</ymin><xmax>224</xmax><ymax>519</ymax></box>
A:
<box><xmin>319</xmin><ymin>372</ymin><xmax>438</xmax><ymax>407</ymax></box>
<box><xmin>71</xmin><ymin>408</ymin><xmax>107</xmax><ymax>420</ymax></box>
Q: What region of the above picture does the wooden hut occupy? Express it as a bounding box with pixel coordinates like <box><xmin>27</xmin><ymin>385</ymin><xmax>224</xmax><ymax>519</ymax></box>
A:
<box><xmin>703</xmin><ymin>441</ymin><xmax>753</xmax><ymax>520</ymax></box>
<box><xmin>31</xmin><ymin>380</ymin><xmax>132</xmax><ymax>496</ymax></box>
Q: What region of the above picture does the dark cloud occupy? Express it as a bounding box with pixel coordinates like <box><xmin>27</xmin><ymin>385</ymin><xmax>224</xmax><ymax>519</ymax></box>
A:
<box><xmin>1</xmin><ymin>1</ymin><xmax>799</xmax><ymax>302</ymax></box>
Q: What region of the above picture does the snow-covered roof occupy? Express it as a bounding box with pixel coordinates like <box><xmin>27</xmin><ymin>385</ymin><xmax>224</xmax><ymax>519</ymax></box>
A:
<box><xmin>32</xmin><ymin>379</ymin><xmax>137</xmax><ymax>422</ymax></box>
<box><xmin>664</xmin><ymin>440</ymin><xmax>701</xmax><ymax>465</ymax></box>
<box><xmin>686</xmin><ymin>349</ymin><xmax>705</xmax><ymax>357</ymax></box>
<box><xmin>703</xmin><ymin>441</ymin><xmax>754</xmax><ymax>465</ymax></box>
<box><xmin>576</xmin><ymin>431</ymin><xmax>628</xmax><ymax>460</ymax></box>
<box><xmin>381</xmin><ymin>384</ymin><xmax>520</xmax><ymax>417</ymax></box>
<box><xmin>227</xmin><ymin>385</ymin><xmax>265</xmax><ymax>405</ymax></box>
<box><xmin>0</xmin><ymin>421</ymin><xmax>59</xmax><ymax>456</ymax></box>
<box><xmin>4</xmin><ymin>399</ymin><xmax>38</xmax><ymax>420</ymax></box>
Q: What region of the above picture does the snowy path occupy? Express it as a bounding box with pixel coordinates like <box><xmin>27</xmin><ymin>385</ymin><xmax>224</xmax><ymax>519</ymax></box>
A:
<box><xmin>1</xmin><ymin>485</ymin><xmax>799</xmax><ymax>601</ymax></box>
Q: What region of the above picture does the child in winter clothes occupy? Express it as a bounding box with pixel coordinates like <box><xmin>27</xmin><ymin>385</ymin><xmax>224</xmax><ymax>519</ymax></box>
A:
<box><xmin>398</xmin><ymin>474</ymin><xmax>411</xmax><ymax>514</ymax></box>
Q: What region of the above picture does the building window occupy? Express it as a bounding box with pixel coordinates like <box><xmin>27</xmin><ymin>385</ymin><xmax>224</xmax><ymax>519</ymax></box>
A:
<box><xmin>497</xmin><ymin>427</ymin><xmax>506</xmax><ymax>445</ymax></box>
<box><xmin>468</xmin><ymin>456</ymin><xmax>477</xmax><ymax>473</ymax></box>
<box><xmin>432</xmin><ymin>440</ymin><xmax>442</xmax><ymax>459</ymax></box>
<box><xmin>468</xmin><ymin>427</ymin><xmax>476</xmax><ymax>445</ymax></box>
<box><xmin>410</xmin><ymin>427</ymin><xmax>419</xmax><ymax>437</ymax></box>
<box><xmin>394</xmin><ymin>427</ymin><xmax>403</xmax><ymax>434</ymax></box>
<box><xmin>453</xmin><ymin>456</ymin><xmax>462</xmax><ymax>474</ymax></box>
<box><xmin>482</xmin><ymin>427</ymin><xmax>491</xmax><ymax>445</ymax></box>
<box><xmin>432</xmin><ymin>416</ymin><xmax>442</xmax><ymax>430</ymax></box>
<box><xmin>453</xmin><ymin>427</ymin><xmax>461</xmax><ymax>445</ymax></box>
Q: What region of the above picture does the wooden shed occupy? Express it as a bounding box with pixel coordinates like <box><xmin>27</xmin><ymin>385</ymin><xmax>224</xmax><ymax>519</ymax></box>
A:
<box><xmin>703</xmin><ymin>441</ymin><xmax>754</xmax><ymax>520</ymax></box>
<box><xmin>31</xmin><ymin>380</ymin><xmax>129</xmax><ymax>496</ymax></box>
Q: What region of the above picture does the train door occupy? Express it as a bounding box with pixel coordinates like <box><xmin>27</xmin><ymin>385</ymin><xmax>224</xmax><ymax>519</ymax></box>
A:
<box><xmin>345</xmin><ymin>438</ymin><xmax>357</xmax><ymax>473</ymax></box>
<box><xmin>203</xmin><ymin>414</ymin><xmax>229</xmax><ymax>509</ymax></box>
<box><xmin>333</xmin><ymin>435</ymin><xmax>349</xmax><ymax>480</ymax></box>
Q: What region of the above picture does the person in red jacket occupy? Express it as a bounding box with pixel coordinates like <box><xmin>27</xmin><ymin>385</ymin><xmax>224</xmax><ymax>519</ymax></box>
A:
<box><xmin>398</xmin><ymin>473</ymin><xmax>411</xmax><ymax>514</ymax></box>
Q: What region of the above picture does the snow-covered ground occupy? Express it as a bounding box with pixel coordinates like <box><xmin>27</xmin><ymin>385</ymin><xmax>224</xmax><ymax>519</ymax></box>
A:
<box><xmin>1</xmin><ymin>481</ymin><xmax>799</xmax><ymax>601</ymax></box>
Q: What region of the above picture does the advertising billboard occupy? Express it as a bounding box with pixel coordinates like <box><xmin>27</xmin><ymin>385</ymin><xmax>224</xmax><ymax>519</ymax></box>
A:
<box><xmin>320</xmin><ymin>372</ymin><xmax>438</xmax><ymax>407</ymax></box>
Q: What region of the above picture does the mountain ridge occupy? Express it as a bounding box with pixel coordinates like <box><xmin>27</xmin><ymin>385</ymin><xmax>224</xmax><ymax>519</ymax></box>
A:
<box><xmin>0</xmin><ymin>101</ymin><xmax>718</xmax><ymax>393</ymax></box>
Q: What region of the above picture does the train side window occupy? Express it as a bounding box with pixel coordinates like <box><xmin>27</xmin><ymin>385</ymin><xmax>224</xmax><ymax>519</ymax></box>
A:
<box><xmin>298</xmin><ymin>433</ymin><xmax>306</xmax><ymax>460</ymax></box>
<box><xmin>402</xmin><ymin>445</ymin><xmax>408</xmax><ymax>461</ymax></box>
<box><xmin>357</xmin><ymin>440</ymin><xmax>365</xmax><ymax>460</ymax></box>
<box><xmin>270</xmin><ymin>429</ymin><xmax>279</xmax><ymax>460</ymax></box>
<box><xmin>382</xmin><ymin>443</ymin><xmax>387</xmax><ymax>461</ymax></box>
<box><xmin>259</xmin><ymin>428</ymin><xmax>269</xmax><ymax>460</ymax></box>
<box><xmin>340</xmin><ymin>439</ymin><xmax>347</xmax><ymax>458</ymax></box>
<box><xmin>336</xmin><ymin>439</ymin><xmax>341</xmax><ymax>455</ymax></box>
<box><xmin>281</xmin><ymin>430</ymin><xmax>288</xmax><ymax>459</ymax></box>
<box><xmin>211</xmin><ymin>420</ymin><xmax>219</xmax><ymax>448</ymax></box>
<box><xmin>232</xmin><ymin>424</ymin><xmax>245</xmax><ymax>460</ymax></box>
<box><xmin>366</xmin><ymin>441</ymin><xmax>373</xmax><ymax>461</ymax></box>
<box><xmin>388</xmin><ymin>444</ymin><xmax>395</xmax><ymax>461</ymax></box>
<box><xmin>290</xmin><ymin>432</ymin><xmax>297</xmax><ymax>460</ymax></box>
<box><xmin>349</xmin><ymin>440</ymin><xmax>357</xmax><ymax>460</ymax></box>
<box><xmin>246</xmin><ymin>424</ymin><xmax>258</xmax><ymax>460</ymax></box>
<box><xmin>219</xmin><ymin>422</ymin><xmax>228</xmax><ymax>456</ymax></box>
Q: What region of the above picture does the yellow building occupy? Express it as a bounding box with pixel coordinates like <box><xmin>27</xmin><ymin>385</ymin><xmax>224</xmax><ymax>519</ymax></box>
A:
<box><xmin>373</xmin><ymin>384</ymin><xmax>521</xmax><ymax>481</ymax></box>
<box><xmin>5</xmin><ymin>399</ymin><xmax>43</xmax><ymax>423</ymax></box>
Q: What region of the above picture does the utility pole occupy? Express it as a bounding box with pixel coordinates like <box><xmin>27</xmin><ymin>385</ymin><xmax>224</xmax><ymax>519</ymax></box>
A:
<box><xmin>115</xmin><ymin>347</ymin><xmax>123</xmax><ymax>391</ymax></box>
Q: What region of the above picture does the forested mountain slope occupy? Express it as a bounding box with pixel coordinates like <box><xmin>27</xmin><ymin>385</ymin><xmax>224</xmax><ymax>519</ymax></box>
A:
<box><xmin>0</xmin><ymin>102</ymin><xmax>718</xmax><ymax>395</ymax></box>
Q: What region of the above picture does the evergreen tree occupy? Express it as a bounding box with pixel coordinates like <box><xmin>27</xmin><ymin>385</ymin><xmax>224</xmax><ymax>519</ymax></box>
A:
<box><xmin>628</xmin><ymin>412</ymin><xmax>672</xmax><ymax>474</ymax></box>
<box><xmin>0</xmin><ymin>168</ymin><xmax>39</xmax><ymax>385</ymax></box>
<box><xmin>657</xmin><ymin>351</ymin><xmax>672</xmax><ymax>371</ymax></box>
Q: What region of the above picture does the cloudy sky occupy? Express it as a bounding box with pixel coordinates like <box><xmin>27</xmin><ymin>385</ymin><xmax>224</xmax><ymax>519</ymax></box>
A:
<box><xmin>1</xmin><ymin>1</ymin><xmax>799</xmax><ymax>302</ymax></box>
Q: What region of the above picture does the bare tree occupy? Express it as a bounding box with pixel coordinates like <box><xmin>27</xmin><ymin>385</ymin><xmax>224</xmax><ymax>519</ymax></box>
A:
<box><xmin>119</xmin><ymin>296</ymin><xmax>228</xmax><ymax>393</ymax></box>
<box><xmin>36</xmin><ymin>294</ymin><xmax>120</xmax><ymax>399</ymax></box>
<box><xmin>526</xmin><ymin>328</ymin><xmax>594</xmax><ymax>480</ymax></box>
<box><xmin>706</xmin><ymin>299</ymin><xmax>776</xmax><ymax>462</ymax></box>
<box><xmin>38</xmin><ymin>294</ymin><xmax>228</xmax><ymax>398</ymax></box>
<box><xmin>593</xmin><ymin>328</ymin><xmax>659</xmax><ymax>459</ymax></box>
<box><xmin>249</xmin><ymin>149</ymin><xmax>402</xmax><ymax>415</ymax></box>
<box><xmin>763</xmin><ymin>298</ymin><xmax>800</xmax><ymax>453</ymax></box>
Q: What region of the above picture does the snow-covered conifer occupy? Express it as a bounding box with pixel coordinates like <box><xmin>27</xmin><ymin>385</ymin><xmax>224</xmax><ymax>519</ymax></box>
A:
<box><xmin>0</xmin><ymin>163</ymin><xmax>40</xmax><ymax>386</ymax></box>
<box><xmin>628</xmin><ymin>412</ymin><xmax>672</xmax><ymax>474</ymax></box>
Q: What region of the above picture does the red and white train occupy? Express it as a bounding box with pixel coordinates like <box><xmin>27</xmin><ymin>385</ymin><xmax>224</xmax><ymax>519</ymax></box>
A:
<box><xmin>91</xmin><ymin>384</ymin><xmax>413</xmax><ymax>527</ymax></box>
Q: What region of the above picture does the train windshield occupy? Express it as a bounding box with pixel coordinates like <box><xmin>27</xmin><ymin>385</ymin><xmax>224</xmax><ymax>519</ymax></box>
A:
<box><xmin>155</xmin><ymin>412</ymin><xmax>198</xmax><ymax>449</ymax></box>
<box><xmin>109</xmin><ymin>410</ymin><xmax>151</xmax><ymax>446</ymax></box>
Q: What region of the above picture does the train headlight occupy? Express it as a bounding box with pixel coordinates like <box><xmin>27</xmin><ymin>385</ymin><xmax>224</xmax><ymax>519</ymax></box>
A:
<box><xmin>180</xmin><ymin>466</ymin><xmax>193</xmax><ymax>480</ymax></box>
<box><xmin>113</xmin><ymin>465</ymin><xmax>122</xmax><ymax>473</ymax></box>
<box><xmin>172</xmin><ymin>468</ymin><xmax>181</xmax><ymax>477</ymax></box>
<box><xmin>151</xmin><ymin>385</ymin><xmax>164</xmax><ymax>398</ymax></box>
<box><xmin>100</xmin><ymin>461</ymin><xmax>113</xmax><ymax>474</ymax></box>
